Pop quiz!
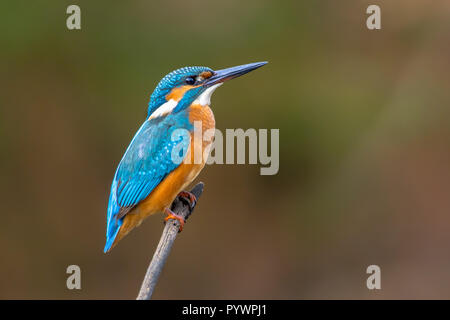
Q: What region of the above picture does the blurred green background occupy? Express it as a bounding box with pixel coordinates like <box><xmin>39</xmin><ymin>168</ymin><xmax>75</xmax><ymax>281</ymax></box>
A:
<box><xmin>1</xmin><ymin>0</ymin><xmax>450</xmax><ymax>299</ymax></box>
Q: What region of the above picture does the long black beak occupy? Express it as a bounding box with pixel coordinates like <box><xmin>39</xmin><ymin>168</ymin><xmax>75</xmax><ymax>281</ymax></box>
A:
<box><xmin>204</xmin><ymin>61</ymin><xmax>268</xmax><ymax>87</ymax></box>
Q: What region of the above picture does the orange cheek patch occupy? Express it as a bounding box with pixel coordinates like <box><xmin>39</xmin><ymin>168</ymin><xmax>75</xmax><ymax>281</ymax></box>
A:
<box><xmin>200</xmin><ymin>71</ymin><xmax>213</xmax><ymax>79</ymax></box>
<box><xmin>165</xmin><ymin>85</ymin><xmax>193</xmax><ymax>102</ymax></box>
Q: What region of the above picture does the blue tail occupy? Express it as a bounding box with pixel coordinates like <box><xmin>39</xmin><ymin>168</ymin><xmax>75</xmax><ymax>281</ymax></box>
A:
<box><xmin>104</xmin><ymin>178</ymin><xmax>122</xmax><ymax>253</ymax></box>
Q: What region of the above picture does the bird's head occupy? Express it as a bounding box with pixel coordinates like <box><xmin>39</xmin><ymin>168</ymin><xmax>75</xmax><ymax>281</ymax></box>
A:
<box><xmin>147</xmin><ymin>61</ymin><xmax>267</xmax><ymax>119</ymax></box>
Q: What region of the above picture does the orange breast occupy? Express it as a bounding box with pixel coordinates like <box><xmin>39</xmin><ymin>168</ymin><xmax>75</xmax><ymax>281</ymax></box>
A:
<box><xmin>111</xmin><ymin>104</ymin><xmax>215</xmax><ymax>248</ymax></box>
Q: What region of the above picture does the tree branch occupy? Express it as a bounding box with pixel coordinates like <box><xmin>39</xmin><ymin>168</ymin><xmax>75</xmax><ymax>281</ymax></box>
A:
<box><xmin>136</xmin><ymin>182</ymin><xmax>204</xmax><ymax>300</ymax></box>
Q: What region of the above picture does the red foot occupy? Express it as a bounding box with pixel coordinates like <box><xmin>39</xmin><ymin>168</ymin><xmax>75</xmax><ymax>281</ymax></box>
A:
<box><xmin>164</xmin><ymin>208</ymin><xmax>185</xmax><ymax>232</ymax></box>
<box><xmin>178</xmin><ymin>191</ymin><xmax>197</xmax><ymax>206</ymax></box>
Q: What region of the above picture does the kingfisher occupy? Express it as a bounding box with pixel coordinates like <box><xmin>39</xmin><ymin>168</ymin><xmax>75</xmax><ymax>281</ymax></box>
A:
<box><xmin>104</xmin><ymin>61</ymin><xmax>267</xmax><ymax>253</ymax></box>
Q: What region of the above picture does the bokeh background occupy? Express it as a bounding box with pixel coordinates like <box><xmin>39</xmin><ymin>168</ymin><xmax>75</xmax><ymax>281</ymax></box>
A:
<box><xmin>1</xmin><ymin>0</ymin><xmax>450</xmax><ymax>299</ymax></box>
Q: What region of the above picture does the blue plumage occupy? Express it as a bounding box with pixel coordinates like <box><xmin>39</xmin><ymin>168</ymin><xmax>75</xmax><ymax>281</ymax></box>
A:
<box><xmin>104</xmin><ymin>111</ymin><xmax>192</xmax><ymax>252</ymax></box>
<box><xmin>105</xmin><ymin>66</ymin><xmax>211</xmax><ymax>253</ymax></box>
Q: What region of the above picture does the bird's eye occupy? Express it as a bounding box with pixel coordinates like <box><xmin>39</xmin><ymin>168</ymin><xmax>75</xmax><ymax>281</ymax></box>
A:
<box><xmin>185</xmin><ymin>77</ymin><xmax>196</xmax><ymax>85</ymax></box>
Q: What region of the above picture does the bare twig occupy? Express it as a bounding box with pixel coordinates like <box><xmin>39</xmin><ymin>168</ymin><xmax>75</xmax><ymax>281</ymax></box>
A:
<box><xmin>136</xmin><ymin>182</ymin><xmax>204</xmax><ymax>300</ymax></box>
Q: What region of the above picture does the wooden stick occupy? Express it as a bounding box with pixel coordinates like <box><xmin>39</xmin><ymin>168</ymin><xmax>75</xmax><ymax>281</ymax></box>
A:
<box><xmin>136</xmin><ymin>182</ymin><xmax>204</xmax><ymax>300</ymax></box>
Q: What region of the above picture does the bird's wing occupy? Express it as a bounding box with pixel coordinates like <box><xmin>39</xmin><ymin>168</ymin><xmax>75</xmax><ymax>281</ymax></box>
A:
<box><xmin>105</xmin><ymin>115</ymin><xmax>191</xmax><ymax>250</ymax></box>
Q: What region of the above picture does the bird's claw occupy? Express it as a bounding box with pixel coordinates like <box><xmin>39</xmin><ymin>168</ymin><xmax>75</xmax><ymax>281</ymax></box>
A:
<box><xmin>164</xmin><ymin>208</ymin><xmax>185</xmax><ymax>232</ymax></box>
<box><xmin>178</xmin><ymin>191</ymin><xmax>197</xmax><ymax>208</ymax></box>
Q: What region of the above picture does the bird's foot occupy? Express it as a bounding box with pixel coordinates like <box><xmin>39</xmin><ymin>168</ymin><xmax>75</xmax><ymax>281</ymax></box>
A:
<box><xmin>177</xmin><ymin>191</ymin><xmax>197</xmax><ymax>208</ymax></box>
<box><xmin>164</xmin><ymin>208</ymin><xmax>185</xmax><ymax>232</ymax></box>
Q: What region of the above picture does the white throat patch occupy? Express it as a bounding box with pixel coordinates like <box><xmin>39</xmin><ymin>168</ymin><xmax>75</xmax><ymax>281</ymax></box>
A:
<box><xmin>193</xmin><ymin>83</ymin><xmax>222</xmax><ymax>106</ymax></box>
<box><xmin>148</xmin><ymin>99</ymin><xmax>178</xmax><ymax>119</ymax></box>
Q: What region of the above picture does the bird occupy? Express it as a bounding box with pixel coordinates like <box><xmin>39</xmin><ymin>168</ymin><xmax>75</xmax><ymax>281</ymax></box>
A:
<box><xmin>104</xmin><ymin>61</ymin><xmax>267</xmax><ymax>253</ymax></box>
